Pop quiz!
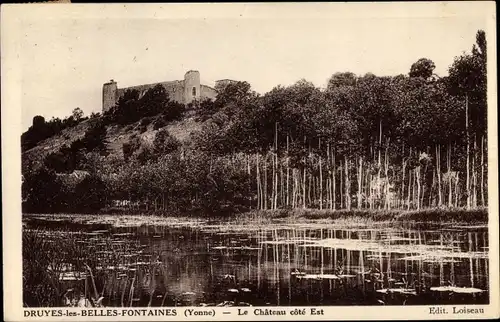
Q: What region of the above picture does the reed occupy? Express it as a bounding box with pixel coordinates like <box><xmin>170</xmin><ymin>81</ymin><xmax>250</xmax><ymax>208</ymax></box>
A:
<box><xmin>23</xmin><ymin>229</ymin><xmax>165</xmax><ymax>307</ymax></box>
<box><xmin>233</xmin><ymin>207</ymin><xmax>488</xmax><ymax>224</ymax></box>
<box><xmin>23</xmin><ymin>229</ymin><xmax>91</xmax><ymax>307</ymax></box>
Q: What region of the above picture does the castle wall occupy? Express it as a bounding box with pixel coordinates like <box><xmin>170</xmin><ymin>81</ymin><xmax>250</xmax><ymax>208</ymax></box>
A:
<box><xmin>115</xmin><ymin>88</ymin><xmax>126</xmax><ymax>101</ymax></box>
<box><xmin>161</xmin><ymin>81</ymin><xmax>185</xmax><ymax>103</ymax></box>
<box><xmin>114</xmin><ymin>80</ymin><xmax>185</xmax><ymax>105</ymax></box>
<box><xmin>200</xmin><ymin>85</ymin><xmax>217</xmax><ymax>101</ymax></box>
<box><xmin>215</xmin><ymin>79</ymin><xmax>238</xmax><ymax>90</ymax></box>
<box><xmin>103</xmin><ymin>71</ymin><xmax>218</xmax><ymax>112</ymax></box>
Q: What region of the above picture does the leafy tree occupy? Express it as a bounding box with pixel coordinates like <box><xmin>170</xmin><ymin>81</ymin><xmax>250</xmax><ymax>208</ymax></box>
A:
<box><xmin>140</xmin><ymin>84</ymin><xmax>170</xmax><ymax>117</ymax></box>
<box><xmin>44</xmin><ymin>147</ymin><xmax>76</xmax><ymax>173</ymax></box>
<box><xmin>472</xmin><ymin>30</ymin><xmax>486</xmax><ymax>62</ymax></box>
<box><xmin>214</xmin><ymin>81</ymin><xmax>255</xmax><ymax>111</ymax></box>
<box><xmin>348</xmin><ymin>75</ymin><xmax>398</xmax><ymax>151</ymax></box>
<box><xmin>394</xmin><ymin>77</ymin><xmax>463</xmax><ymax>147</ymax></box>
<box><xmin>22</xmin><ymin>167</ymin><xmax>63</xmax><ymax>213</ymax></box>
<box><xmin>72</xmin><ymin>107</ymin><xmax>84</xmax><ymax>121</ymax></box>
<box><xmin>195</xmin><ymin>98</ymin><xmax>218</xmax><ymax>121</ymax></box>
<box><xmin>447</xmin><ymin>30</ymin><xmax>487</xmax><ymax>136</ymax></box>
<box><xmin>327</xmin><ymin>72</ymin><xmax>357</xmax><ymax>90</ymax></box>
<box><xmin>81</xmin><ymin>122</ymin><xmax>108</xmax><ymax>154</ymax></box>
<box><xmin>409</xmin><ymin>58</ymin><xmax>436</xmax><ymax>80</ymax></box>
<box><xmin>162</xmin><ymin>101</ymin><xmax>185</xmax><ymax>122</ymax></box>
<box><xmin>72</xmin><ymin>174</ymin><xmax>107</xmax><ymax>212</ymax></box>
<box><xmin>109</xmin><ymin>89</ymin><xmax>140</xmax><ymax>125</ymax></box>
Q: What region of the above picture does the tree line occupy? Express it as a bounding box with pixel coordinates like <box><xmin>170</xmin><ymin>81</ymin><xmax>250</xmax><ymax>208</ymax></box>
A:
<box><xmin>22</xmin><ymin>30</ymin><xmax>487</xmax><ymax>215</ymax></box>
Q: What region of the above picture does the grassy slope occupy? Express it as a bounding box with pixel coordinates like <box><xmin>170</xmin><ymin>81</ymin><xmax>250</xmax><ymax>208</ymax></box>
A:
<box><xmin>23</xmin><ymin>111</ymin><xmax>203</xmax><ymax>164</ymax></box>
<box><xmin>24</xmin><ymin>118</ymin><xmax>95</xmax><ymax>162</ymax></box>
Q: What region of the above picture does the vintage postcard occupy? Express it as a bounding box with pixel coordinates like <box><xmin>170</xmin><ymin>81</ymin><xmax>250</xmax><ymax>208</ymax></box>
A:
<box><xmin>2</xmin><ymin>2</ymin><xmax>498</xmax><ymax>321</ymax></box>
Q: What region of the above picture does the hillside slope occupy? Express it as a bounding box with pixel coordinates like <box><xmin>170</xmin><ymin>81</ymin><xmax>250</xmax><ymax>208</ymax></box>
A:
<box><xmin>23</xmin><ymin>111</ymin><xmax>203</xmax><ymax>165</ymax></box>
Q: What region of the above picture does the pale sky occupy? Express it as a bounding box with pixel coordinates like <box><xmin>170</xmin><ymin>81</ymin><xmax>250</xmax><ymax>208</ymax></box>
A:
<box><xmin>1</xmin><ymin>3</ymin><xmax>494</xmax><ymax>130</ymax></box>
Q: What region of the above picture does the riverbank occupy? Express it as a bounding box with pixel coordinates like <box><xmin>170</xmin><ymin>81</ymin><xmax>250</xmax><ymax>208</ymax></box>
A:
<box><xmin>23</xmin><ymin>207</ymin><xmax>488</xmax><ymax>229</ymax></box>
<box><xmin>234</xmin><ymin>207</ymin><xmax>488</xmax><ymax>224</ymax></box>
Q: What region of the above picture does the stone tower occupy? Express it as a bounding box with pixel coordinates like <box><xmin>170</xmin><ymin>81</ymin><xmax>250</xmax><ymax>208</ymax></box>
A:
<box><xmin>183</xmin><ymin>70</ymin><xmax>200</xmax><ymax>104</ymax></box>
<box><xmin>102</xmin><ymin>80</ymin><xmax>117</xmax><ymax>113</ymax></box>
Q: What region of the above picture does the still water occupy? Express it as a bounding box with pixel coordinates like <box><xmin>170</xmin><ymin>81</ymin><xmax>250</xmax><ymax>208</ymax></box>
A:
<box><xmin>24</xmin><ymin>215</ymin><xmax>489</xmax><ymax>306</ymax></box>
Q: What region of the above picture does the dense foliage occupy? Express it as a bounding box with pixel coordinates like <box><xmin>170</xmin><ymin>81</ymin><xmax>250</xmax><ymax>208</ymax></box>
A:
<box><xmin>104</xmin><ymin>84</ymin><xmax>186</xmax><ymax>126</ymax></box>
<box><xmin>22</xmin><ymin>30</ymin><xmax>488</xmax><ymax>215</ymax></box>
<box><xmin>21</xmin><ymin>108</ymin><xmax>88</xmax><ymax>151</ymax></box>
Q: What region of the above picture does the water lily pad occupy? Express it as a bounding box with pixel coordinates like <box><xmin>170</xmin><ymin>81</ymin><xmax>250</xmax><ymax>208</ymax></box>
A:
<box><xmin>291</xmin><ymin>271</ymin><xmax>306</xmax><ymax>276</ymax></box>
<box><xmin>84</xmin><ymin>232</ymin><xmax>104</xmax><ymax>236</ymax></box>
<box><xmin>297</xmin><ymin>274</ymin><xmax>340</xmax><ymax>280</ymax></box>
<box><xmin>59</xmin><ymin>271</ymin><xmax>87</xmax><ymax>281</ymax></box>
<box><xmin>238</xmin><ymin>302</ymin><xmax>252</xmax><ymax>306</ymax></box>
<box><xmin>430</xmin><ymin>286</ymin><xmax>484</xmax><ymax>294</ymax></box>
<box><xmin>376</xmin><ymin>288</ymin><xmax>416</xmax><ymax>295</ymax></box>
<box><xmin>216</xmin><ymin>300</ymin><xmax>234</xmax><ymax>307</ymax></box>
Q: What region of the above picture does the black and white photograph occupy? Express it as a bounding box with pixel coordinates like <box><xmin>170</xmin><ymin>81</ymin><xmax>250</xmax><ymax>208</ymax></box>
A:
<box><xmin>2</xmin><ymin>2</ymin><xmax>498</xmax><ymax>321</ymax></box>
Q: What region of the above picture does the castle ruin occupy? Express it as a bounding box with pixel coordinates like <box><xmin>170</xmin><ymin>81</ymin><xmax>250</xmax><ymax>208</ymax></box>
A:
<box><xmin>102</xmin><ymin>70</ymin><xmax>235</xmax><ymax>113</ymax></box>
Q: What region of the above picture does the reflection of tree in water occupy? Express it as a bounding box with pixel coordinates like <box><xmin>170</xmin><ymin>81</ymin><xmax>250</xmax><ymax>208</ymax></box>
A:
<box><xmin>22</xmin><ymin>218</ymin><xmax>489</xmax><ymax>307</ymax></box>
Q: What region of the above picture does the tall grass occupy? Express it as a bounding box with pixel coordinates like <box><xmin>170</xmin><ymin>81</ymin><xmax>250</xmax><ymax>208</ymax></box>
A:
<box><xmin>23</xmin><ymin>229</ymin><xmax>165</xmax><ymax>308</ymax></box>
<box><xmin>23</xmin><ymin>230</ymin><xmax>91</xmax><ymax>307</ymax></box>
<box><xmin>232</xmin><ymin>207</ymin><xmax>488</xmax><ymax>224</ymax></box>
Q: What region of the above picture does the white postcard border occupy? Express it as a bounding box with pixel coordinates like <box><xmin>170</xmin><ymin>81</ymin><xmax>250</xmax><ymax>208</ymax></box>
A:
<box><xmin>2</xmin><ymin>2</ymin><xmax>499</xmax><ymax>321</ymax></box>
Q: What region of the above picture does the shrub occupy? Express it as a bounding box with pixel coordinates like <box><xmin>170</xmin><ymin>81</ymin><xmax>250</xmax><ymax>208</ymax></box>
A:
<box><xmin>153</xmin><ymin>129</ymin><xmax>180</xmax><ymax>155</ymax></box>
<box><xmin>153</xmin><ymin>118</ymin><xmax>166</xmax><ymax>130</ymax></box>
<box><xmin>22</xmin><ymin>167</ymin><xmax>64</xmax><ymax>213</ymax></box>
<box><xmin>140</xmin><ymin>118</ymin><xmax>151</xmax><ymax>127</ymax></box>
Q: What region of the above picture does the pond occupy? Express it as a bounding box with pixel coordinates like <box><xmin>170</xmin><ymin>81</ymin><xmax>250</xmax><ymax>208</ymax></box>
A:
<box><xmin>23</xmin><ymin>215</ymin><xmax>489</xmax><ymax>307</ymax></box>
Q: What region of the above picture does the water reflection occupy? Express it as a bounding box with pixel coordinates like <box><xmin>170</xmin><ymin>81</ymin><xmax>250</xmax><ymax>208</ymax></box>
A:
<box><xmin>24</xmin><ymin>217</ymin><xmax>489</xmax><ymax>306</ymax></box>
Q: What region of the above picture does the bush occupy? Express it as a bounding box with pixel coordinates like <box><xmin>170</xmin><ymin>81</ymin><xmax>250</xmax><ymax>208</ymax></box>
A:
<box><xmin>72</xmin><ymin>174</ymin><xmax>107</xmax><ymax>212</ymax></box>
<box><xmin>140</xmin><ymin>118</ymin><xmax>152</xmax><ymax>127</ymax></box>
<box><xmin>22</xmin><ymin>167</ymin><xmax>64</xmax><ymax>213</ymax></box>
<box><xmin>153</xmin><ymin>118</ymin><xmax>166</xmax><ymax>130</ymax></box>
<box><xmin>162</xmin><ymin>102</ymin><xmax>186</xmax><ymax>122</ymax></box>
<box><xmin>122</xmin><ymin>136</ymin><xmax>140</xmax><ymax>161</ymax></box>
<box><xmin>81</xmin><ymin>123</ymin><xmax>108</xmax><ymax>154</ymax></box>
<box><xmin>153</xmin><ymin>129</ymin><xmax>180</xmax><ymax>155</ymax></box>
<box><xmin>21</xmin><ymin>114</ymin><xmax>85</xmax><ymax>151</ymax></box>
